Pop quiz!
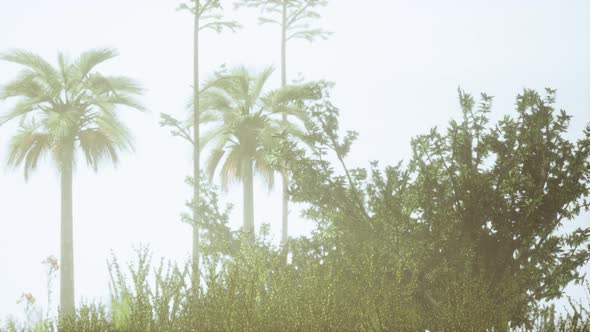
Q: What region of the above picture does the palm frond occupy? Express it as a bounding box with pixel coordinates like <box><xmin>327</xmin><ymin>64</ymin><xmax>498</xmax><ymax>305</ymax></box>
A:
<box><xmin>220</xmin><ymin>146</ymin><xmax>244</xmax><ymax>190</ymax></box>
<box><xmin>250</xmin><ymin>66</ymin><xmax>275</xmax><ymax>107</ymax></box>
<box><xmin>7</xmin><ymin>121</ymin><xmax>53</xmax><ymax>180</ymax></box>
<box><xmin>235</xmin><ymin>66</ymin><xmax>251</xmax><ymax>100</ymax></box>
<box><xmin>94</xmin><ymin>112</ymin><xmax>134</xmax><ymax>152</ymax></box>
<box><xmin>200</xmin><ymin>87</ymin><xmax>234</xmax><ymax>113</ymax></box>
<box><xmin>86</xmin><ymin>73</ymin><xmax>144</xmax><ymax>95</ymax></box>
<box><xmin>199</xmin><ymin>109</ymin><xmax>223</xmax><ymax>124</ymax></box>
<box><xmin>206</xmin><ymin>148</ymin><xmax>226</xmax><ymax>182</ymax></box>
<box><xmin>0</xmin><ymin>69</ymin><xmax>56</xmax><ymax>101</ymax></box>
<box><xmin>256</xmin><ymin>120</ymin><xmax>282</xmax><ymax>149</ymax></box>
<box><xmin>261</xmin><ymin>83</ymin><xmax>318</xmax><ymax>114</ymax></box>
<box><xmin>43</xmin><ymin>110</ymin><xmax>78</xmax><ymax>142</ymax></box>
<box><xmin>57</xmin><ymin>52</ymin><xmax>75</xmax><ymax>91</ymax></box>
<box><xmin>78</xmin><ymin>129</ymin><xmax>121</xmax><ymax>171</ymax></box>
<box><xmin>201</xmin><ymin>124</ymin><xmax>229</xmax><ymax>152</ymax></box>
<box><xmin>76</xmin><ymin>48</ymin><xmax>119</xmax><ymax>79</ymax></box>
<box><xmin>0</xmin><ymin>50</ymin><xmax>59</xmax><ymax>85</ymax></box>
<box><xmin>253</xmin><ymin>149</ymin><xmax>275</xmax><ymax>191</ymax></box>
<box><xmin>88</xmin><ymin>93</ymin><xmax>146</xmax><ymax>113</ymax></box>
<box><xmin>0</xmin><ymin>99</ymin><xmax>43</xmax><ymax>126</ymax></box>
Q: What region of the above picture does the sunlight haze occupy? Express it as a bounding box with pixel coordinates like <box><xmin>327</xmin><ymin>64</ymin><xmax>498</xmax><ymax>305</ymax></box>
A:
<box><xmin>1</xmin><ymin>0</ymin><xmax>589</xmax><ymax>323</ymax></box>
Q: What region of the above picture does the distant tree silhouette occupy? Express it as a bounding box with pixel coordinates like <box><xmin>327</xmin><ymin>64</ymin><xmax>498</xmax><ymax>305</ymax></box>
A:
<box><xmin>162</xmin><ymin>0</ymin><xmax>239</xmax><ymax>292</ymax></box>
<box><xmin>236</xmin><ymin>0</ymin><xmax>330</xmax><ymax>244</ymax></box>
<box><xmin>199</xmin><ymin>66</ymin><xmax>317</xmax><ymax>236</ymax></box>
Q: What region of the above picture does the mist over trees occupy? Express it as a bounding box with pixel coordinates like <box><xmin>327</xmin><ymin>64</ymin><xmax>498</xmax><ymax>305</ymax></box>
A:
<box><xmin>1</xmin><ymin>1</ymin><xmax>589</xmax><ymax>331</ymax></box>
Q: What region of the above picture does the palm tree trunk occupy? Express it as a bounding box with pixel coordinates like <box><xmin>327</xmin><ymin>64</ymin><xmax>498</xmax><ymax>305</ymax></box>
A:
<box><xmin>280</xmin><ymin>0</ymin><xmax>289</xmax><ymax>246</ymax></box>
<box><xmin>59</xmin><ymin>161</ymin><xmax>75</xmax><ymax>318</ymax></box>
<box><xmin>243</xmin><ymin>160</ymin><xmax>255</xmax><ymax>236</ymax></box>
<box><xmin>192</xmin><ymin>0</ymin><xmax>201</xmax><ymax>293</ymax></box>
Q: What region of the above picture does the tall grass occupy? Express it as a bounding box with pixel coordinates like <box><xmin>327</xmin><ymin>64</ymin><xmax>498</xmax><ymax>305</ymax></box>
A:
<box><xmin>3</xmin><ymin>242</ymin><xmax>589</xmax><ymax>332</ymax></box>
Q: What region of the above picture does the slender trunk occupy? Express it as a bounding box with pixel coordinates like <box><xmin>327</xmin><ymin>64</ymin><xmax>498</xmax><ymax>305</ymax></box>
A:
<box><xmin>243</xmin><ymin>160</ymin><xmax>255</xmax><ymax>237</ymax></box>
<box><xmin>192</xmin><ymin>0</ymin><xmax>201</xmax><ymax>293</ymax></box>
<box><xmin>281</xmin><ymin>2</ymin><xmax>287</xmax><ymax>88</ymax></box>
<box><xmin>280</xmin><ymin>0</ymin><xmax>289</xmax><ymax>246</ymax></box>
<box><xmin>59</xmin><ymin>161</ymin><xmax>74</xmax><ymax>318</ymax></box>
<box><xmin>281</xmin><ymin>174</ymin><xmax>289</xmax><ymax>244</ymax></box>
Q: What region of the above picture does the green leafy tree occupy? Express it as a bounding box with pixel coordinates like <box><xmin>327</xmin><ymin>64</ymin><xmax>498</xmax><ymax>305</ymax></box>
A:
<box><xmin>272</xmin><ymin>84</ymin><xmax>426</xmax><ymax>330</ymax></box>
<box><xmin>199</xmin><ymin>66</ymin><xmax>317</xmax><ymax>236</ymax></box>
<box><xmin>0</xmin><ymin>49</ymin><xmax>144</xmax><ymax>318</ymax></box>
<box><xmin>2</xmin><ymin>85</ymin><xmax>588</xmax><ymax>331</ymax></box>
<box><xmin>282</xmin><ymin>87</ymin><xmax>590</xmax><ymax>330</ymax></box>
<box><xmin>409</xmin><ymin>88</ymin><xmax>590</xmax><ymax>329</ymax></box>
<box><xmin>161</xmin><ymin>0</ymin><xmax>239</xmax><ymax>292</ymax></box>
<box><xmin>236</xmin><ymin>0</ymin><xmax>330</xmax><ymax>244</ymax></box>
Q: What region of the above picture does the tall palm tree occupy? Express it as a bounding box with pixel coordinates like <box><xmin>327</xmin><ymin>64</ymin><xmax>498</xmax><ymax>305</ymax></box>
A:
<box><xmin>0</xmin><ymin>49</ymin><xmax>144</xmax><ymax>317</ymax></box>
<box><xmin>200</xmin><ymin>66</ymin><xmax>316</xmax><ymax>235</ymax></box>
<box><xmin>236</xmin><ymin>0</ymin><xmax>330</xmax><ymax>244</ymax></box>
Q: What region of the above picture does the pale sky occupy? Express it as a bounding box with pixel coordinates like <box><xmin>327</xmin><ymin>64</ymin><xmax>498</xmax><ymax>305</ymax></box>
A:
<box><xmin>1</xmin><ymin>0</ymin><xmax>589</xmax><ymax>320</ymax></box>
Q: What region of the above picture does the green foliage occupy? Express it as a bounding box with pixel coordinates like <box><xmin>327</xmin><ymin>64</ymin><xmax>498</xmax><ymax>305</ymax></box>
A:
<box><xmin>200</xmin><ymin>66</ymin><xmax>313</xmax><ymax>186</ymax></box>
<box><xmin>0</xmin><ymin>48</ymin><xmax>144</xmax><ymax>175</ymax></box>
<box><xmin>3</xmin><ymin>86</ymin><xmax>589</xmax><ymax>331</ymax></box>
<box><xmin>195</xmin><ymin>66</ymin><xmax>319</xmax><ymax>233</ymax></box>
<box><xmin>183</xmin><ymin>173</ymin><xmax>235</xmax><ymax>257</ymax></box>
<box><xmin>279</xmin><ymin>86</ymin><xmax>590</xmax><ymax>330</ymax></box>
<box><xmin>531</xmin><ymin>299</ymin><xmax>590</xmax><ymax>332</ymax></box>
<box><xmin>408</xmin><ymin>89</ymin><xmax>590</xmax><ymax>328</ymax></box>
<box><xmin>105</xmin><ymin>246</ymin><xmax>190</xmax><ymax>331</ymax></box>
<box><xmin>4</xmin><ymin>244</ymin><xmax>590</xmax><ymax>332</ymax></box>
<box><xmin>58</xmin><ymin>302</ymin><xmax>111</xmax><ymax>332</ymax></box>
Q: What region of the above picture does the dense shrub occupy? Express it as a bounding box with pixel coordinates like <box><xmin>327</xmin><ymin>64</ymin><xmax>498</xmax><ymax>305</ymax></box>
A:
<box><xmin>3</xmin><ymin>89</ymin><xmax>589</xmax><ymax>331</ymax></box>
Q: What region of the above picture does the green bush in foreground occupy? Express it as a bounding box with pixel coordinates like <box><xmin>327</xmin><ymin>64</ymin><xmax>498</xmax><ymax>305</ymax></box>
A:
<box><xmin>3</xmin><ymin>88</ymin><xmax>589</xmax><ymax>331</ymax></box>
<box><xmin>2</xmin><ymin>246</ymin><xmax>589</xmax><ymax>332</ymax></box>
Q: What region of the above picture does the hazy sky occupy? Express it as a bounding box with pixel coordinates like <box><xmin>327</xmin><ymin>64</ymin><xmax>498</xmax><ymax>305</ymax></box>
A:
<box><xmin>1</xmin><ymin>0</ymin><xmax>589</xmax><ymax>319</ymax></box>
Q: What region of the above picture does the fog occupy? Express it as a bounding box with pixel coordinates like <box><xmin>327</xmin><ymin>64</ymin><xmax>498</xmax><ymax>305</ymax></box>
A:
<box><xmin>1</xmin><ymin>0</ymin><xmax>589</xmax><ymax>327</ymax></box>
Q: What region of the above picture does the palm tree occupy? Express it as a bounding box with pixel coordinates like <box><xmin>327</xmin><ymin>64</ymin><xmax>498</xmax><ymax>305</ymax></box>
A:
<box><xmin>236</xmin><ymin>0</ymin><xmax>331</xmax><ymax>244</ymax></box>
<box><xmin>0</xmin><ymin>49</ymin><xmax>144</xmax><ymax>317</ymax></box>
<box><xmin>200</xmin><ymin>66</ymin><xmax>316</xmax><ymax>235</ymax></box>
